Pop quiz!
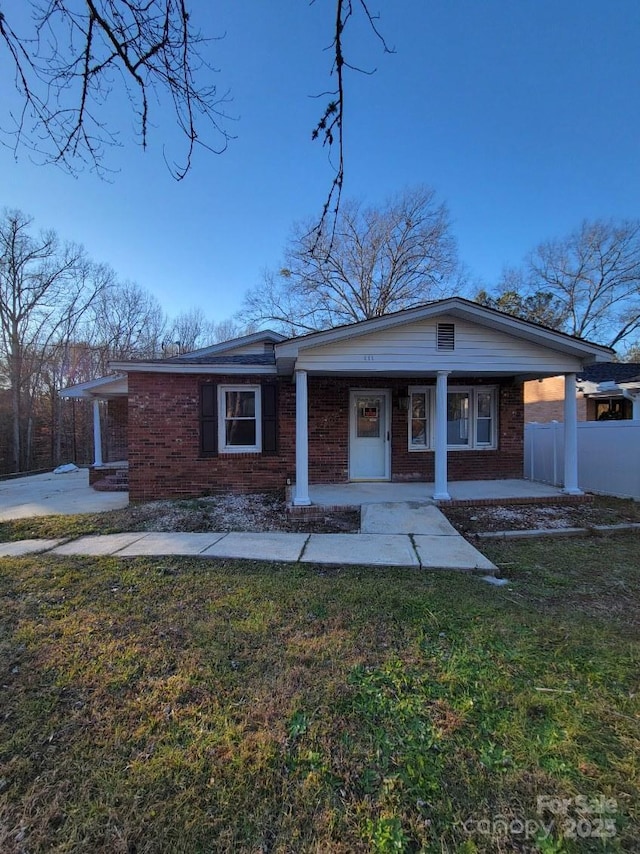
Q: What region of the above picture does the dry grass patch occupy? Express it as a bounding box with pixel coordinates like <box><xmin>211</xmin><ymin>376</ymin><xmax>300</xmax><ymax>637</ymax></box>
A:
<box><xmin>0</xmin><ymin>542</ymin><xmax>638</xmax><ymax>852</ymax></box>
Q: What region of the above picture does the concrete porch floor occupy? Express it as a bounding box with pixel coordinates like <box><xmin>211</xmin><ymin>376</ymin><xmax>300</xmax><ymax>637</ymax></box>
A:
<box><xmin>307</xmin><ymin>479</ymin><xmax>570</xmax><ymax>507</ymax></box>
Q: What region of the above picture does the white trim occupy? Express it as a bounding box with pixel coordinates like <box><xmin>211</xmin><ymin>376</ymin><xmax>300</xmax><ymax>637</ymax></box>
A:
<box><xmin>433</xmin><ymin>371</ymin><xmax>450</xmax><ymax>500</ymax></box>
<box><xmin>294</xmin><ymin>370</ymin><xmax>311</xmax><ymax>505</ymax></box>
<box><xmin>92</xmin><ymin>399</ymin><xmax>103</xmax><ymax>467</ymax></box>
<box><xmin>408</xmin><ymin>384</ymin><xmax>498</xmax><ymax>451</ymax></box>
<box><xmin>217</xmin><ymin>385</ymin><xmax>262</xmax><ymax>454</ymax></box>
<box><xmin>61</xmin><ymin>374</ymin><xmax>128</xmax><ymax>398</ymax></box>
<box><xmin>563</xmin><ymin>373</ymin><xmax>582</xmax><ymax>495</ymax></box>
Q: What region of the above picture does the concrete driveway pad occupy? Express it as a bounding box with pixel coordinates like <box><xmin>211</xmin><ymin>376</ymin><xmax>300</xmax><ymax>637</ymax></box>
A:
<box><xmin>361</xmin><ymin>502</ymin><xmax>459</xmax><ymax>535</ymax></box>
<box><xmin>52</xmin><ymin>533</ymin><xmax>147</xmax><ymax>556</ymax></box>
<box><xmin>116</xmin><ymin>532</ymin><xmax>227</xmax><ymax>556</ymax></box>
<box><xmin>200</xmin><ymin>532</ymin><xmax>309</xmax><ymax>562</ymax></box>
<box><xmin>0</xmin><ymin>539</ymin><xmax>63</xmax><ymax>557</ymax></box>
<box><xmin>414</xmin><ymin>535</ymin><xmax>496</xmax><ymax>571</ymax></box>
<box><xmin>302</xmin><ymin>533</ymin><xmax>420</xmax><ymax>567</ymax></box>
<box><xmin>0</xmin><ymin>470</ymin><xmax>127</xmax><ymax>520</ymax></box>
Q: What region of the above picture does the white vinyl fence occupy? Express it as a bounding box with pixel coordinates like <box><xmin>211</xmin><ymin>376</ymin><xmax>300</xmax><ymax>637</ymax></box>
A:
<box><xmin>525</xmin><ymin>420</ymin><xmax>640</xmax><ymax>500</ymax></box>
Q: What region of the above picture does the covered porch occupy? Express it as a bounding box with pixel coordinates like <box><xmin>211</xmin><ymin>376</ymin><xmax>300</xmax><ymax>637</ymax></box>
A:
<box><xmin>303</xmin><ymin>478</ymin><xmax>582</xmax><ymax>508</ymax></box>
<box><xmin>59</xmin><ymin>375</ymin><xmax>129</xmax><ymax>487</ymax></box>
<box><xmin>290</xmin><ymin>369</ymin><xmax>584</xmax><ymax>506</ymax></box>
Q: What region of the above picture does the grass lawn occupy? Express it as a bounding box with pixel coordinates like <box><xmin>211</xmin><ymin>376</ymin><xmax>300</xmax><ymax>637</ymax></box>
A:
<box><xmin>1</xmin><ymin>535</ymin><xmax>638</xmax><ymax>852</ymax></box>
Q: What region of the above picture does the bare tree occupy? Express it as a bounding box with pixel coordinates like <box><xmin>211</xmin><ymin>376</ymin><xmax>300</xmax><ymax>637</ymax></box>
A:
<box><xmin>242</xmin><ymin>186</ymin><xmax>460</xmax><ymax>334</ymax></box>
<box><xmin>0</xmin><ymin>209</ymin><xmax>107</xmax><ymax>471</ymax></box>
<box><xmin>499</xmin><ymin>219</ymin><xmax>640</xmax><ymax>350</ymax></box>
<box><xmin>0</xmin><ymin>1</ymin><xmax>232</xmax><ymax>178</ymax></box>
<box><xmin>312</xmin><ymin>0</ymin><xmax>394</xmax><ymax>241</ymax></box>
<box><xmin>85</xmin><ymin>280</ymin><xmax>167</xmax><ymax>371</ymax></box>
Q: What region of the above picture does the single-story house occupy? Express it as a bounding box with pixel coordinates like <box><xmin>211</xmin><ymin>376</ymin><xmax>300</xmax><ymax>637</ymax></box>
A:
<box><xmin>62</xmin><ymin>298</ymin><xmax>613</xmax><ymax>503</ymax></box>
<box><xmin>525</xmin><ymin>362</ymin><xmax>640</xmax><ymax>422</ymax></box>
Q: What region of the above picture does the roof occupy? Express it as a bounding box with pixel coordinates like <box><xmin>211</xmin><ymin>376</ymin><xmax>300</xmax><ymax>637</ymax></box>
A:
<box><xmin>62</xmin><ymin>298</ymin><xmax>615</xmax><ymax>396</ymax></box>
<box><xmin>60</xmin><ymin>374</ymin><xmax>128</xmax><ymax>399</ymax></box>
<box><xmin>577</xmin><ymin>362</ymin><xmax>640</xmax><ymax>384</ymax></box>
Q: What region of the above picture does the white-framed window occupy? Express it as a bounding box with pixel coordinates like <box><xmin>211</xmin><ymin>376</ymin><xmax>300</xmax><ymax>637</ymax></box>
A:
<box><xmin>408</xmin><ymin>385</ymin><xmax>497</xmax><ymax>451</ymax></box>
<box><xmin>218</xmin><ymin>385</ymin><xmax>261</xmax><ymax>453</ymax></box>
<box><xmin>409</xmin><ymin>389</ymin><xmax>430</xmax><ymax>450</ymax></box>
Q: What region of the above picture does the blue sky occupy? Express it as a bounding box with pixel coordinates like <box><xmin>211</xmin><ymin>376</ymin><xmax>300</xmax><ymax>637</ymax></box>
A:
<box><xmin>1</xmin><ymin>0</ymin><xmax>638</xmax><ymax>324</ymax></box>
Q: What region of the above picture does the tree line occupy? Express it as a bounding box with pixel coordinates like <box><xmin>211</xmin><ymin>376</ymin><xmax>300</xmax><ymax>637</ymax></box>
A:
<box><xmin>0</xmin><ymin>209</ymin><xmax>250</xmax><ymax>475</ymax></box>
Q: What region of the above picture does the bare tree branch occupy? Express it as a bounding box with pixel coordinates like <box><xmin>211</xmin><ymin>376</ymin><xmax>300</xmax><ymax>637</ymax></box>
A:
<box><xmin>0</xmin><ymin>1</ymin><xmax>232</xmax><ymax>178</ymax></box>
<box><xmin>310</xmin><ymin>0</ymin><xmax>394</xmax><ymax>247</ymax></box>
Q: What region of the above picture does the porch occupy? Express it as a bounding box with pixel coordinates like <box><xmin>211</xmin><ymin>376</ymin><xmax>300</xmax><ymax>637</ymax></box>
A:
<box><xmin>302</xmin><ymin>478</ymin><xmax>587</xmax><ymax>509</ymax></box>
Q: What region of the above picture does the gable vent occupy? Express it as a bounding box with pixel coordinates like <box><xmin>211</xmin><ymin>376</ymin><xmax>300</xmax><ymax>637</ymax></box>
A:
<box><xmin>437</xmin><ymin>322</ymin><xmax>455</xmax><ymax>351</ymax></box>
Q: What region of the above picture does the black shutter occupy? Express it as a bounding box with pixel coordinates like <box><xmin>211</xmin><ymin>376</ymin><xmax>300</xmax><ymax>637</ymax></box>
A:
<box><xmin>261</xmin><ymin>382</ymin><xmax>278</xmax><ymax>454</ymax></box>
<box><xmin>200</xmin><ymin>383</ymin><xmax>217</xmax><ymax>454</ymax></box>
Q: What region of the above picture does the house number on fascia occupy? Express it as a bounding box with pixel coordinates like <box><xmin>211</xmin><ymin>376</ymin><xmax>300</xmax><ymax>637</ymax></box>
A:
<box><xmin>363</xmin><ymin>355</ymin><xmax>374</xmax><ymax>362</ymax></box>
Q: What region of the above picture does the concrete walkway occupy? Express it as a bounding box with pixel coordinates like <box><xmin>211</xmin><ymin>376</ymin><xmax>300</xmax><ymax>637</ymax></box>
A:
<box><xmin>0</xmin><ymin>502</ymin><xmax>497</xmax><ymax>572</ymax></box>
<box><xmin>0</xmin><ymin>469</ymin><xmax>128</xmax><ymax>520</ymax></box>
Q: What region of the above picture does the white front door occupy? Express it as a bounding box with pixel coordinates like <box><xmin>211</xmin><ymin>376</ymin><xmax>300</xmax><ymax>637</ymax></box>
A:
<box><xmin>349</xmin><ymin>390</ymin><xmax>391</xmax><ymax>480</ymax></box>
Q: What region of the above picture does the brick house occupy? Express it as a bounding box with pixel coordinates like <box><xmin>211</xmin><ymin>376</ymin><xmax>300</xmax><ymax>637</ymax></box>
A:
<box><xmin>524</xmin><ymin>363</ymin><xmax>640</xmax><ymax>422</ymax></box>
<box><xmin>64</xmin><ymin>298</ymin><xmax>612</xmax><ymax>503</ymax></box>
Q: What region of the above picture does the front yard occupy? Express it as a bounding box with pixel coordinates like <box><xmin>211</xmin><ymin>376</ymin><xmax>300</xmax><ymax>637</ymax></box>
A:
<box><xmin>1</xmin><ymin>533</ymin><xmax>638</xmax><ymax>852</ymax></box>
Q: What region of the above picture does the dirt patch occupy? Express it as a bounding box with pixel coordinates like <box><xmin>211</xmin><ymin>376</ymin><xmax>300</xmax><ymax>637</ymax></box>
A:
<box><xmin>441</xmin><ymin>495</ymin><xmax>640</xmax><ymax>536</ymax></box>
<box><xmin>102</xmin><ymin>492</ymin><xmax>360</xmax><ymax>534</ymax></box>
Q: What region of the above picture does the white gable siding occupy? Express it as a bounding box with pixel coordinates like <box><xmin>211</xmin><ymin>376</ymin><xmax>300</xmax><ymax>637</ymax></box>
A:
<box><xmin>294</xmin><ymin>316</ymin><xmax>584</xmax><ymax>374</ymax></box>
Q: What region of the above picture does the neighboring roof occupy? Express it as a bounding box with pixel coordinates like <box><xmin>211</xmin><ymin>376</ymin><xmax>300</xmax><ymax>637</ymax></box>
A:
<box><xmin>109</xmin><ymin>329</ymin><xmax>282</xmax><ymax>375</ymax></box>
<box><xmin>170</xmin><ymin>329</ymin><xmax>285</xmax><ymax>359</ymax></box>
<box><xmin>275</xmin><ymin>297</ymin><xmax>614</xmax><ymax>362</ymax></box>
<box><xmin>577</xmin><ymin>362</ymin><xmax>640</xmax><ymax>384</ymax></box>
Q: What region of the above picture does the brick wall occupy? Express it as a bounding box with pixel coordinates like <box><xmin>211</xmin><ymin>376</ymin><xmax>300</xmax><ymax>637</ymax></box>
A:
<box><xmin>128</xmin><ymin>373</ymin><xmax>297</xmax><ymax>501</ymax></box>
<box><xmin>524</xmin><ymin>376</ymin><xmax>587</xmax><ymax>422</ymax></box>
<box><xmin>128</xmin><ymin>372</ymin><xmax>525</xmax><ymax>501</ymax></box>
<box><xmin>105</xmin><ymin>398</ymin><xmax>128</xmax><ymax>461</ymax></box>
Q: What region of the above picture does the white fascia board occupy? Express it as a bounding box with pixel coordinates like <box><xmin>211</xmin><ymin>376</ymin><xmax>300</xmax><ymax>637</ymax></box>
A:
<box><xmin>60</xmin><ymin>374</ymin><xmax>128</xmax><ymax>398</ymax></box>
<box><xmin>109</xmin><ymin>361</ymin><xmax>277</xmax><ymax>375</ymax></box>
<box><xmin>274</xmin><ymin>298</ymin><xmax>613</xmax><ymax>361</ymax></box>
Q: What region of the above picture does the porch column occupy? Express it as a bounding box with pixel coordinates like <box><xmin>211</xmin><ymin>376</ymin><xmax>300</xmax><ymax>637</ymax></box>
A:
<box><xmin>433</xmin><ymin>370</ymin><xmax>451</xmax><ymax>500</ymax></box>
<box><xmin>563</xmin><ymin>372</ymin><xmax>582</xmax><ymax>495</ymax></box>
<box><xmin>92</xmin><ymin>398</ymin><xmax>103</xmax><ymax>467</ymax></box>
<box><xmin>294</xmin><ymin>369</ymin><xmax>311</xmax><ymax>506</ymax></box>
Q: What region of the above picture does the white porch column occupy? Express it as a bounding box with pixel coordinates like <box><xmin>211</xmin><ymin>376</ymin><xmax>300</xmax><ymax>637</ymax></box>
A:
<box><xmin>433</xmin><ymin>370</ymin><xmax>451</xmax><ymax>500</ymax></box>
<box><xmin>294</xmin><ymin>369</ymin><xmax>311</xmax><ymax>506</ymax></box>
<box><xmin>563</xmin><ymin>372</ymin><xmax>582</xmax><ymax>495</ymax></box>
<box><xmin>92</xmin><ymin>398</ymin><xmax>103</xmax><ymax>467</ymax></box>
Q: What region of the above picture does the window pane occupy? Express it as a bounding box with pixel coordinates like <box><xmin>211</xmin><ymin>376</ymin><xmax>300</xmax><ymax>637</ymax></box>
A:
<box><xmin>226</xmin><ymin>418</ymin><xmax>256</xmax><ymax>446</ymax></box>
<box><xmin>476</xmin><ymin>419</ymin><xmax>491</xmax><ymax>444</ymax></box>
<box><xmin>477</xmin><ymin>392</ymin><xmax>492</xmax><ymax>418</ymax></box>
<box><xmin>411</xmin><ymin>393</ymin><xmax>426</xmax><ymax>419</ymax></box>
<box><xmin>447</xmin><ymin>392</ymin><xmax>469</xmax><ymax>445</ymax></box>
<box><xmin>225</xmin><ymin>391</ymin><xmax>255</xmax><ymax>418</ymax></box>
<box><xmin>357</xmin><ymin>398</ymin><xmax>381</xmax><ymax>438</ymax></box>
<box><xmin>411</xmin><ymin>419</ymin><xmax>427</xmax><ymax>446</ymax></box>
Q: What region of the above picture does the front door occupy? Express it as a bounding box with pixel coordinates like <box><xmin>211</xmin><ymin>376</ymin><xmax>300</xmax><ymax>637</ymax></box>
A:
<box><xmin>349</xmin><ymin>390</ymin><xmax>391</xmax><ymax>480</ymax></box>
